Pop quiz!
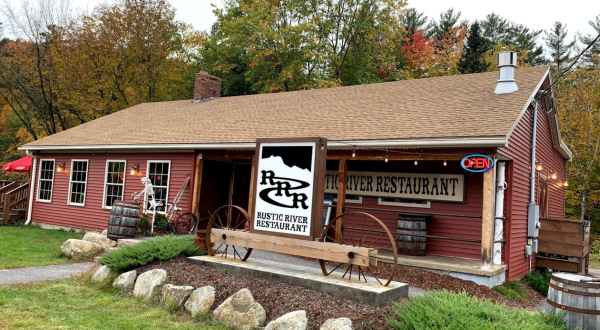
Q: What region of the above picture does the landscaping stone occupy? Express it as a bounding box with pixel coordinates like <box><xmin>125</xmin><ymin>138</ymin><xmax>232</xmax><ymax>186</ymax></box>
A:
<box><xmin>213</xmin><ymin>288</ymin><xmax>266</xmax><ymax>330</ymax></box>
<box><xmin>101</xmin><ymin>229</ymin><xmax>108</xmax><ymax>235</ymax></box>
<box><xmin>161</xmin><ymin>284</ymin><xmax>194</xmax><ymax>307</ymax></box>
<box><xmin>265</xmin><ymin>310</ymin><xmax>308</xmax><ymax>330</ymax></box>
<box><xmin>320</xmin><ymin>318</ymin><xmax>353</xmax><ymax>330</ymax></box>
<box><xmin>112</xmin><ymin>270</ymin><xmax>137</xmax><ymax>291</ymax></box>
<box><xmin>117</xmin><ymin>239</ymin><xmax>140</xmax><ymax>247</ymax></box>
<box><xmin>60</xmin><ymin>239</ymin><xmax>104</xmax><ymax>260</ymax></box>
<box><xmin>83</xmin><ymin>232</ymin><xmax>116</xmax><ymax>251</ymax></box>
<box><xmin>91</xmin><ymin>265</ymin><xmax>113</xmax><ymax>283</ymax></box>
<box><xmin>133</xmin><ymin>269</ymin><xmax>167</xmax><ymax>301</ymax></box>
<box><xmin>184</xmin><ymin>286</ymin><xmax>215</xmax><ymax>317</ymax></box>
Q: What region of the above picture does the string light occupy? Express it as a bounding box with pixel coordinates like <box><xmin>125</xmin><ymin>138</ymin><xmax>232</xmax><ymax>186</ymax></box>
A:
<box><xmin>443</xmin><ymin>155</ymin><xmax>447</xmax><ymax>166</ymax></box>
<box><xmin>352</xmin><ymin>148</ymin><xmax>356</xmax><ymax>158</ymax></box>
<box><xmin>385</xmin><ymin>151</ymin><xmax>388</xmax><ymax>163</ymax></box>
<box><xmin>320</xmin><ymin>138</ymin><xmax>325</xmax><ymax>150</ymax></box>
<box><xmin>414</xmin><ymin>157</ymin><xmax>418</xmax><ymax>166</ymax></box>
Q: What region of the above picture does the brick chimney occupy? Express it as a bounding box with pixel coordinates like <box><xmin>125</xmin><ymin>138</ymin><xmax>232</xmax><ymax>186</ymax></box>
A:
<box><xmin>193</xmin><ymin>71</ymin><xmax>221</xmax><ymax>102</ymax></box>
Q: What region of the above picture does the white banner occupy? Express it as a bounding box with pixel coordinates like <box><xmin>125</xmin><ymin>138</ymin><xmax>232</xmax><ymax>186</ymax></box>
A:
<box><xmin>324</xmin><ymin>171</ymin><xmax>465</xmax><ymax>203</ymax></box>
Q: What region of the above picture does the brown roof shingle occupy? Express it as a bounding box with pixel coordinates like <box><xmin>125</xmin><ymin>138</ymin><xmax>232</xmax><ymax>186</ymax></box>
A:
<box><xmin>23</xmin><ymin>66</ymin><xmax>549</xmax><ymax>149</ymax></box>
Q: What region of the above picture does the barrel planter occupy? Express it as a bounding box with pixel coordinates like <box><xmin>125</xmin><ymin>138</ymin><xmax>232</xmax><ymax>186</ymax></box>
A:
<box><xmin>107</xmin><ymin>201</ymin><xmax>140</xmax><ymax>241</ymax></box>
<box><xmin>396</xmin><ymin>214</ymin><xmax>428</xmax><ymax>256</ymax></box>
<box><xmin>547</xmin><ymin>272</ymin><xmax>600</xmax><ymax>330</ymax></box>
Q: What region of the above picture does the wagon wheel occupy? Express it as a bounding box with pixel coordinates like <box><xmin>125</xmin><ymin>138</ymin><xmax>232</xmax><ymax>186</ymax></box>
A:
<box><xmin>174</xmin><ymin>212</ymin><xmax>198</xmax><ymax>234</ymax></box>
<box><xmin>206</xmin><ymin>205</ymin><xmax>253</xmax><ymax>261</ymax></box>
<box><xmin>319</xmin><ymin>212</ymin><xmax>397</xmax><ymax>286</ymax></box>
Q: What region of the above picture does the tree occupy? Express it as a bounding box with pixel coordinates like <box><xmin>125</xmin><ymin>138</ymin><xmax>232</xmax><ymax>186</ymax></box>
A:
<box><xmin>428</xmin><ymin>8</ymin><xmax>462</xmax><ymax>41</ymax></box>
<box><xmin>578</xmin><ymin>15</ymin><xmax>600</xmax><ymax>66</ymax></box>
<box><xmin>481</xmin><ymin>13</ymin><xmax>510</xmax><ymax>44</ymax></box>
<box><xmin>401</xmin><ymin>8</ymin><xmax>428</xmax><ymax>35</ymax></box>
<box><xmin>458</xmin><ymin>21</ymin><xmax>490</xmax><ymax>74</ymax></box>
<box><xmin>544</xmin><ymin>21</ymin><xmax>576</xmax><ymax>70</ymax></box>
<box><xmin>510</xmin><ymin>24</ymin><xmax>545</xmax><ymax>66</ymax></box>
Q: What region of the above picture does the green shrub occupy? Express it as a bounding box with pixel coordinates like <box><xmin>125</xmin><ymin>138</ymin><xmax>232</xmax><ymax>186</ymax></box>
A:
<box><xmin>387</xmin><ymin>291</ymin><xmax>566</xmax><ymax>330</ymax></box>
<box><xmin>526</xmin><ymin>269</ymin><xmax>553</xmax><ymax>296</ymax></box>
<box><xmin>493</xmin><ymin>281</ymin><xmax>529</xmax><ymax>301</ymax></box>
<box><xmin>154</xmin><ymin>214</ymin><xmax>169</xmax><ymax>231</ymax></box>
<box><xmin>99</xmin><ymin>235</ymin><xmax>204</xmax><ymax>272</ymax></box>
<box><xmin>138</xmin><ymin>215</ymin><xmax>151</xmax><ymax>233</ymax></box>
<box><xmin>591</xmin><ymin>239</ymin><xmax>600</xmax><ymax>254</ymax></box>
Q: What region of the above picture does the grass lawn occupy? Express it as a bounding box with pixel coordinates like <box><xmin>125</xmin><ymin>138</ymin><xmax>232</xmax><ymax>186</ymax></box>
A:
<box><xmin>590</xmin><ymin>253</ymin><xmax>600</xmax><ymax>269</ymax></box>
<box><xmin>0</xmin><ymin>278</ymin><xmax>231</xmax><ymax>330</ymax></box>
<box><xmin>0</xmin><ymin>226</ymin><xmax>84</xmax><ymax>269</ymax></box>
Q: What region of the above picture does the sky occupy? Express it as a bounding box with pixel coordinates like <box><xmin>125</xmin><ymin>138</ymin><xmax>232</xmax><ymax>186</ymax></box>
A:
<box><xmin>3</xmin><ymin>0</ymin><xmax>600</xmax><ymax>48</ymax></box>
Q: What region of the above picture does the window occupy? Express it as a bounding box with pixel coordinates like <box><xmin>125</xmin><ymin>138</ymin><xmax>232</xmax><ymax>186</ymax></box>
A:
<box><xmin>37</xmin><ymin>159</ymin><xmax>55</xmax><ymax>202</ymax></box>
<box><xmin>332</xmin><ymin>194</ymin><xmax>363</xmax><ymax>204</ymax></box>
<box><xmin>145</xmin><ymin>161</ymin><xmax>171</xmax><ymax>213</ymax></box>
<box><xmin>103</xmin><ymin>160</ymin><xmax>126</xmax><ymax>208</ymax></box>
<box><xmin>68</xmin><ymin>160</ymin><xmax>88</xmax><ymax>206</ymax></box>
<box><xmin>378</xmin><ymin>197</ymin><xmax>431</xmax><ymax>208</ymax></box>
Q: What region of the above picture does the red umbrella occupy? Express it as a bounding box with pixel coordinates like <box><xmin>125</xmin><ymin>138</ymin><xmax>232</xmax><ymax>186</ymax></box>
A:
<box><xmin>2</xmin><ymin>156</ymin><xmax>33</xmax><ymax>172</ymax></box>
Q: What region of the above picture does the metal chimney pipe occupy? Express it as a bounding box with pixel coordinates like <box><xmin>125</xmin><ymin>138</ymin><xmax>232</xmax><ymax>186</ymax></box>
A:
<box><xmin>494</xmin><ymin>51</ymin><xmax>518</xmax><ymax>94</ymax></box>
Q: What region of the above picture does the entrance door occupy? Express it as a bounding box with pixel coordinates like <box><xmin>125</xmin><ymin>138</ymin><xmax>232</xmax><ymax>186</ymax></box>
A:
<box><xmin>231</xmin><ymin>163</ymin><xmax>252</xmax><ymax>211</ymax></box>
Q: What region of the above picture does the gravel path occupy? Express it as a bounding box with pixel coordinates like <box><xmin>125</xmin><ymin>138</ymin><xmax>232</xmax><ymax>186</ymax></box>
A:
<box><xmin>0</xmin><ymin>263</ymin><xmax>95</xmax><ymax>286</ymax></box>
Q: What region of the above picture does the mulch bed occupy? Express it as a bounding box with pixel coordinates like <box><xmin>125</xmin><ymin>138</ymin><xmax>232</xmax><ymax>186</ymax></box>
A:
<box><xmin>137</xmin><ymin>255</ymin><xmax>544</xmax><ymax>330</ymax></box>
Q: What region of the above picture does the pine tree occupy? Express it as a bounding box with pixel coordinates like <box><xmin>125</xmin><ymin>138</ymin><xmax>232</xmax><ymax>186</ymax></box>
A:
<box><xmin>458</xmin><ymin>21</ymin><xmax>490</xmax><ymax>74</ymax></box>
<box><xmin>511</xmin><ymin>25</ymin><xmax>545</xmax><ymax>66</ymax></box>
<box><xmin>401</xmin><ymin>8</ymin><xmax>428</xmax><ymax>34</ymax></box>
<box><xmin>481</xmin><ymin>13</ymin><xmax>510</xmax><ymax>44</ymax></box>
<box><xmin>428</xmin><ymin>8</ymin><xmax>461</xmax><ymax>41</ymax></box>
<box><xmin>544</xmin><ymin>21</ymin><xmax>576</xmax><ymax>69</ymax></box>
<box><xmin>578</xmin><ymin>15</ymin><xmax>600</xmax><ymax>66</ymax></box>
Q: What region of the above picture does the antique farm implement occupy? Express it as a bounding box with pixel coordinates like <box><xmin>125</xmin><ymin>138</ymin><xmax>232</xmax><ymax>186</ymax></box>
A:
<box><xmin>197</xmin><ymin>138</ymin><xmax>398</xmax><ymax>286</ymax></box>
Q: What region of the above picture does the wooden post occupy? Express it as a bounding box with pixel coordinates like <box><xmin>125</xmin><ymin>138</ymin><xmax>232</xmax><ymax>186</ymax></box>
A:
<box><xmin>191</xmin><ymin>155</ymin><xmax>203</xmax><ymax>219</ymax></box>
<box><xmin>3</xmin><ymin>192</ymin><xmax>10</xmax><ymax>225</ymax></box>
<box><xmin>481</xmin><ymin>156</ymin><xmax>496</xmax><ymax>269</ymax></box>
<box><xmin>336</xmin><ymin>159</ymin><xmax>347</xmax><ymax>242</ymax></box>
<box><xmin>247</xmin><ymin>156</ymin><xmax>256</xmax><ymax>217</ymax></box>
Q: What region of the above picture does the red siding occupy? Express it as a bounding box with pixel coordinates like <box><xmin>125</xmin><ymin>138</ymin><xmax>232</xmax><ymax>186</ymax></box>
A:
<box><xmin>30</xmin><ymin>152</ymin><xmax>195</xmax><ymax>231</ymax></box>
<box><xmin>499</xmin><ymin>96</ymin><xmax>566</xmax><ymax>280</ymax></box>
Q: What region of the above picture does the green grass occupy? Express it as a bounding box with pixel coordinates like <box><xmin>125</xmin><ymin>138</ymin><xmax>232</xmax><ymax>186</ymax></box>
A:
<box><xmin>0</xmin><ymin>278</ymin><xmax>231</xmax><ymax>330</ymax></box>
<box><xmin>100</xmin><ymin>235</ymin><xmax>205</xmax><ymax>272</ymax></box>
<box><xmin>493</xmin><ymin>281</ymin><xmax>530</xmax><ymax>301</ymax></box>
<box><xmin>590</xmin><ymin>253</ymin><xmax>600</xmax><ymax>269</ymax></box>
<box><xmin>387</xmin><ymin>291</ymin><xmax>566</xmax><ymax>330</ymax></box>
<box><xmin>0</xmin><ymin>225</ymin><xmax>84</xmax><ymax>269</ymax></box>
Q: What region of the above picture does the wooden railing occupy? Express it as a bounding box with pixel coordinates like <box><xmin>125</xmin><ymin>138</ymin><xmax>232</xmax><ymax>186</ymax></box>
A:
<box><xmin>0</xmin><ymin>182</ymin><xmax>19</xmax><ymax>206</ymax></box>
<box><xmin>2</xmin><ymin>183</ymin><xmax>29</xmax><ymax>225</ymax></box>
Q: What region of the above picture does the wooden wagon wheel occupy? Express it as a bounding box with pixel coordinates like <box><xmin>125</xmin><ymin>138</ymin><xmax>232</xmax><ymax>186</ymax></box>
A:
<box><xmin>205</xmin><ymin>205</ymin><xmax>253</xmax><ymax>261</ymax></box>
<box><xmin>319</xmin><ymin>212</ymin><xmax>398</xmax><ymax>286</ymax></box>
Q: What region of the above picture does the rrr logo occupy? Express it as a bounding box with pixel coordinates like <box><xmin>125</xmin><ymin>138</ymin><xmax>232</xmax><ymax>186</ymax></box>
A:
<box><xmin>259</xmin><ymin>170</ymin><xmax>309</xmax><ymax>209</ymax></box>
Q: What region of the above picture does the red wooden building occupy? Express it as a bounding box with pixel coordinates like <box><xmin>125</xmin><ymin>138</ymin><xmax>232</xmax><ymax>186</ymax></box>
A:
<box><xmin>20</xmin><ymin>53</ymin><xmax>572</xmax><ymax>286</ymax></box>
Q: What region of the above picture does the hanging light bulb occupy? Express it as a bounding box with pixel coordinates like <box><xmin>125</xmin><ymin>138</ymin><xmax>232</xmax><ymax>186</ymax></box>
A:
<box><xmin>414</xmin><ymin>157</ymin><xmax>418</xmax><ymax>166</ymax></box>
<box><xmin>352</xmin><ymin>149</ymin><xmax>356</xmax><ymax>158</ymax></box>
<box><xmin>320</xmin><ymin>139</ymin><xmax>325</xmax><ymax>150</ymax></box>
<box><xmin>443</xmin><ymin>156</ymin><xmax>447</xmax><ymax>166</ymax></box>
<box><xmin>385</xmin><ymin>152</ymin><xmax>389</xmax><ymax>163</ymax></box>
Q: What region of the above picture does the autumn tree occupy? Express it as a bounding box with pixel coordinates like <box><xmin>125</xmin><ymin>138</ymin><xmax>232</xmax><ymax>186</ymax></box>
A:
<box><xmin>544</xmin><ymin>21</ymin><xmax>576</xmax><ymax>70</ymax></box>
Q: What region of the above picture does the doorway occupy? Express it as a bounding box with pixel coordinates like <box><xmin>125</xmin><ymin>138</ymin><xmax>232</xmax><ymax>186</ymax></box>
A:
<box><xmin>231</xmin><ymin>163</ymin><xmax>252</xmax><ymax>211</ymax></box>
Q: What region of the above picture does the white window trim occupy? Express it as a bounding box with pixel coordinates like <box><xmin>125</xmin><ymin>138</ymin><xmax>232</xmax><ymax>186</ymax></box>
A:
<box><xmin>102</xmin><ymin>159</ymin><xmax>127</xmax><ymax>209</ymax></box>
<box><xmin>378</xmin><ymin>198</ymin><xmax>431</xmax><ymax>208</ymax></box>
<box><xmin>36</xmin><ymin>159</ymin><xmax>55</xmax><ymax>203</ymax></box>
<box><xmin>143</xmin><ymin>160</ymin><xmax>171</xmax><ymax>214</ymax></box>
<box><xmin>67</xmin><ymin>159</ymin><xmax>89</xmax><ymax>207</ymax></box>
<box><xmin>332</xmin><ymin>195</ymin><xmax>363</xmax><ymax>204</ymax></box>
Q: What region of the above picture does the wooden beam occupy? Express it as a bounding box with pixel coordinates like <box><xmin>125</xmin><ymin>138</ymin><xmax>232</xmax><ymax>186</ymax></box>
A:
<box><xmin>247</xmin><ymin>156</ymin><xmax>256</xmax><ymax>217</ymax></box>
<box><xmin>191</xmin><ymin>156</ymin><xmax>203</xmax><ymax>218</ymax></box>
<box><xmin>336</xmin><ymin>159</ymin><xmax>347</xmax><ymax>242</ymax></box>
<box><xmin>327</xmin><ymin>151</ymin><xmax>465</xmax><ymax>161</ymax></box>
<box><xmin>481</xmin><ymin>156</ymin><xmax>495</xmax><ymax>269</ymax></box>
<box><xmin>210</xmin><ymin>228</ymin><xmax>375</xmax><ymax>266</ymax></box>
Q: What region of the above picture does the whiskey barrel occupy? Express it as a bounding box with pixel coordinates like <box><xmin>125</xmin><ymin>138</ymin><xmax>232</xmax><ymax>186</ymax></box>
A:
<box><xmin>107</xmin><ymin>201</ymin><xmax>140</xmax><ymax>241</ymax></box>
<box><xmin>547</xmin><ymin>272</ymin><xmax>600</xmax><ymax>330</ymax></box>
<box><xmin>397</xmin><ymin>214</ymin><xmax>427</xmax><ymax>256</ymax></box>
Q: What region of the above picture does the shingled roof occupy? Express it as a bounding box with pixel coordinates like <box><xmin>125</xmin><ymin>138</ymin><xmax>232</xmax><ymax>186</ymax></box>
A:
<box><xmin>22</xmin><ymin>66</ymin><xmax>553</xmax><ymax>151</ymax></box>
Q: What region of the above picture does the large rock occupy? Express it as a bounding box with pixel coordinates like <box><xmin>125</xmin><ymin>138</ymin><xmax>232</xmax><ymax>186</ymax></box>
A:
<box><xmin>60</xmin><ymin>239</ymin><xmax>104</xmax><ymax>260</ymax></box>
<box><xmin>320</xmin><ymin>318</ymin><xmax>353</xmax><ymax>330</ymax></box>
<box><xmin>113</xmin><ymin>270</ymin><xmax>137</xmax><ymax>291</ymax></box>
<box><xmin>83</xmin><ymin>232</ymin><xmax>116</xmax><ymax>251</ymax></box>
<box><xmin>161</xmin><ymin>284</ymin><xmax>194</xmax><ymax>307</ymax></box>
<box><xmin>133</xmin><ymin>269</ymin><xmax>167</xmax><ymax>301</ymax></box>
<box><xmin>213</xmin><ymin>288</ymin><xmax>266</xmax><ymax>330</ymax></box>
<box><xmin>101</xmin><ymin>229</ymin><xmax>108</xmax><ymax>235</ymax></box>
<box><xmin>184</xmin><ymin>286</ymin><xmax>215</xmax><ymax>317</ymax></box>
<box><xmin>91</xmin><ymin>265</ymin><xmax>113</xmax><ymax>283</ymax></box>
<box><xmin>265</xmin><ymin>310</ymin><xmax>308</xmax><ymax>330</ymax></box>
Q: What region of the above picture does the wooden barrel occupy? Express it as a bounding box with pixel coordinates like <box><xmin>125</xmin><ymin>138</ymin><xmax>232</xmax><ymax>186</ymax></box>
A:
<box><xmin>107</xmin><ymin>201</ymin><xmax>140</xmax><ymax>241</ymax></box>
<box><xmin>397</xmin><ymin>214</ymin><xmax>427</xmax><ymax>256</ymax></box>
<box><xmin>547</xmin><ymin>272</ymin><xmax>600</xmax><ymax>330</ymax></box>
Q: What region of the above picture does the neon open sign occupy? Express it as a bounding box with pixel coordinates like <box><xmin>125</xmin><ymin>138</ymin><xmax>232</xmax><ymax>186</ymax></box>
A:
<box><xmin>461</xmin><ymin>154</ymin><xmax>494</xmax><ymax>173</ymax></box>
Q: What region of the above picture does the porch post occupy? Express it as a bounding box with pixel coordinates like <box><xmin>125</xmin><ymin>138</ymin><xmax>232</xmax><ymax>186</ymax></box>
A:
<box><xmin>191</xmin><ymin>154</ymin><xmax>203</xmax><ymax>219</ymax></box>
<box><xmin>481</xmin><ymin>155</ymin><xmax>496</xmax><ymax>269</ymax></box>
<box><xmin>336</xmin><ymin>159</ymin><xmax>347</xmax><ymax>242</ymax></box>
<box><xmin>247</xmin><ymin>156</ymin><xmax>256</xmax><ymax>216</ymax></box>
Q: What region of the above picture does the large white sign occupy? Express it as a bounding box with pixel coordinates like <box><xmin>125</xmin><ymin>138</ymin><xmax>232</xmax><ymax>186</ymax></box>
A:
<box><xmin>325</xmin><ymin>171</ymin><xmax>465</xmax><ymax>203</ymax></box>
<box><xmin>253</xmin><ymin>142</ymin><xmax>317</xmax><ymax>236</ymax></box>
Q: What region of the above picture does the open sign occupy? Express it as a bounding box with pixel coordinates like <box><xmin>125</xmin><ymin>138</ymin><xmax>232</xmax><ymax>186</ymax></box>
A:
<box><xmin>461</xmin><ymin>154</ymin><xmax>494</xmax><ymax>172</ymax></box>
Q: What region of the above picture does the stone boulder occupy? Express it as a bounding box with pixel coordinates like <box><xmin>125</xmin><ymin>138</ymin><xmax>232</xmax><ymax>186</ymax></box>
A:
<box><xmin>60</xmin><ymin>239</ymin><xmax>104</xmax><ymax>260</ymax></box>
<box><xmin>101</xmin><ymin>229</ymin><xmax>108</xmax><ymax>235</ymax></box>
<box><xmin>113</xmin><ymin>270</ymin><xmax>137</xmax><ymax>291</ymax></box>
<box><xmin>184</xmin><ymin>286</ymin><xmax>215</xmax><ymax>317</ymax></box>
<box><xmin>161</xmin><ymin>284</ymin><xmax>194</xmax><ymax>307</ymax></box>
<box><xmin>320</xmin><ymin>318</ymin><xmax>353</xmax><ymax>330</ymax></box>
<box><xmin>133</xmin><ymin>269</ymin><xmax>167</xmax><ymax>301</ymax></box>
<box><xmin>83</xmin><ymin>232</ymin><xmax>116</xmax><ymax>251</ymax></box>
<box><xmin>91</xmin><ymin>265</ymin><xmax>113</xmax><ymax>283</ymax></box>
<box><xmin>213</xmin><ymin>288</ymin><xmax>266</xmax><ymax>330</ymax></box>
<box><xmin>265</xmin><ymin>310</ymin><xmax>308</xmax><ymax>330</ymax></box>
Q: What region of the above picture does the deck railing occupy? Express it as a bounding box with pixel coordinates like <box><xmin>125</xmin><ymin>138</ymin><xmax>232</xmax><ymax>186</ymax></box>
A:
<box><xmin>2</xmin><ymin>183</ymin><xmax>29</xmax><ymax>225</ymax></box>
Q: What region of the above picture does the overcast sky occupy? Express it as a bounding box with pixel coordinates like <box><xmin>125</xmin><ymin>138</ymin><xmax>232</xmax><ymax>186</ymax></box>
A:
<box><xmin>3</xmin><ymin>0</ymin><xmax>600</xmax><ymax>48</ymax></box>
